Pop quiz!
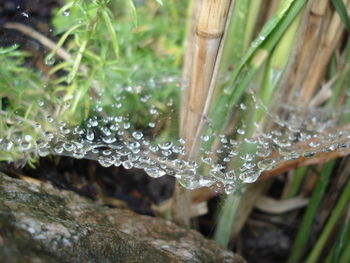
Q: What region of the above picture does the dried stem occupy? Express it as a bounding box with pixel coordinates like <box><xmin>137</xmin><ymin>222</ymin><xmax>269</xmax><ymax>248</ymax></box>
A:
<box><xmin>4</xmin><ymin>22</ymin><xmax>72</xmax><ymax>61</ymax></box>
<box><xmin>172</xmin><ymin>0</ymin><xmax>233</xmax><ymax>226</ymax></box>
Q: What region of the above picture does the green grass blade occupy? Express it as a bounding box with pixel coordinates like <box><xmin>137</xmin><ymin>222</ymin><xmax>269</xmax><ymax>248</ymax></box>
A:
<box><xmin>126</xmin><ymin>0</ymin><xmax>138</xmax><ymax>26</ymax></box>
<box><xmin>286</xmin><ymin>166</ymin><xmax>308</xmax><ymax>198</ymax></box>
<box><xmin>213</xmin><ymin>191</ymin><xmax>242</xmax><ymax>247</ymax></box>
<box><xmin>101</xmin><ymin>9</ymin><xmax>120</xmax><ymax>59</ymax></box>
<box><xmin>306</xmin><ymin>176</ymin><xmax>350</xmax><ymax>263</ymax></box>
<box><xmin>331</xmin><ymin>207</ymin><xmax>350</xmax><ymax>263</ymax></box>
<box><xmin>209</xmin><ymin>0</ymin><xmax>307</xmax><ymax>134</ymax></box>
<box><xmin>287</xmin><ymin>161</ymin><xmax>335</xmax><ymax>263</ymax></box>
<box><xmin>339</xmin><ymin>235</ymin><xmax>350</xmax><ymax>262</ymax></box>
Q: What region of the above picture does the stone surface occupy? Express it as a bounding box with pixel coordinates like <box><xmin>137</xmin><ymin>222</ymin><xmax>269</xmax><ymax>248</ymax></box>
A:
<box><xmin>0</xmin><ymin>172</ymin><xmax>245</xmax><ymax>263</ymax></box>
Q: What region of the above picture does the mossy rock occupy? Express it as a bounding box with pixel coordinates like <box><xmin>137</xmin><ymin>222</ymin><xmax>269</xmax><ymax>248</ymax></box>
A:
<box><xmin>0</xmin><ymin>172</ymin><xmax>245</xmax><ymax>263</ymax></box>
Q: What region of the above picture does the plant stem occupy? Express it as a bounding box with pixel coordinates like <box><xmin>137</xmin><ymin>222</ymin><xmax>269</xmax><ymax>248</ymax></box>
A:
<box><xmin>173</xmin><ymin>0</ymin><xmax>233</xmax><ymax>226</ymax></box>
<box><xmin>286</xmin><ymin>166</ymin><xmax>308</xmax><ymax>198</ymax></box>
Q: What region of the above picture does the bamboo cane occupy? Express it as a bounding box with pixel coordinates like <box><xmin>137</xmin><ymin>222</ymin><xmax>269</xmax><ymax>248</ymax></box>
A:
<box><xmin>283</xmin><ymin>0</ymin><xmax>331</xmax><ymax>100</ymax></box>
<box><xmin>172</xmin><ymin>0</ymin><xmax>233</xmax><ymax>226</ymax></box>
<box><xmin>298</xmin><ymin>0</ymin><xmax>350</xmax><ymax>103</ymax></box>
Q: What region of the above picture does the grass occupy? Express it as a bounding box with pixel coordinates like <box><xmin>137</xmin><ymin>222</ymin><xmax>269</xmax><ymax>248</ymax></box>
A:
<box><xmin>0</xmin><ymin>0</ymin><xmax>187</xmax><ymax>162</ymax></box>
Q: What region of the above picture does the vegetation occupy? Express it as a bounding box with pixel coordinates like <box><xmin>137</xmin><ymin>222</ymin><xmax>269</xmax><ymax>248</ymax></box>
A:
<box><xmin>1</xmin><ymin>0</ymin><xmax>350</xmax><ymax>262</ymax></box>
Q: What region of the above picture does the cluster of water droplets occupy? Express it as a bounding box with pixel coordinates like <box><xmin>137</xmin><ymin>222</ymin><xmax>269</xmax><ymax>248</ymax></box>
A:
<box><xmin>2</xmin><ymin>78</ymin><xmax>350</xmax><ymax>194</ymax></box>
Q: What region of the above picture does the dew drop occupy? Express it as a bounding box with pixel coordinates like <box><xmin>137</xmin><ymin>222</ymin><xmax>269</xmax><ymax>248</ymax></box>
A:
<box><xmin>98</xmin><ymin>157</ymin><xmax>114</xmax><ymax>167</ymax></box>
<box><xmin>44</xmin><ymin>55</ymin><xmax>55</xmax><ymax>66</ymax></box>
<box><xmin>19</xmin><ymin>141</ymin><xmax>31</xmax><ymax>151</ymax></box>
<box><xmin>63</xmin><ymin>142</ymin><xmax>76</xmax><ymax>152</ymax></box>
<box><xmin>46</xmin><ymin>115</ymin><xmax>54</xmax><ymax>123</ymax></box>
<box><xmin>132</xmin><ymin>131</ymin><xmax>143</xmax><ymax>140</ymax></box>
<box><xmin>102</xmin><ymin>136</ymin><xmax>116</xmax><ymax>144</ymax></box>
<box><xmin>122</xmin><ymin>160</ymin><xmax>133</xmax><ymax>169</ymax></box>
<box><xmin>86</xmin><ymin>130</ymin><xmax>94</xmax><ymax>141</ymax></box>
<box><xmin>158</xmin><ymin>141</ymin><xmax>173</xmax><ymax>150</ymax></box>
<box><xmin>237</xmin><ymin>129</ymin><xmax>245</xmax><ymax>135</ymax></box>
<box><xmin>145</xmin><ymin>167</ymin><xmax>166</xmax><ymax>178</ymax></box>
<box><xmin>200</xmin><ymin>135</ymin><xmax>209</xmax><ymax>142</ymax></box>
<box><xmin>62</xmin><ymin>10</ymin><xmax>70</xmax><ymax>16</ymax></box>
<box><xmin>309</xmin><ymin>141</ymin><xmax>320</xmax><ymax>148</ymax></box>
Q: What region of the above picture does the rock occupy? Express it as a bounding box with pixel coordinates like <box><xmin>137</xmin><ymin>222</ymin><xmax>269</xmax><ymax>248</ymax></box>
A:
<box><xmin>0</xmin><ymin>172</ymin><xmax>245</xmax><ymax>263</ymax></box>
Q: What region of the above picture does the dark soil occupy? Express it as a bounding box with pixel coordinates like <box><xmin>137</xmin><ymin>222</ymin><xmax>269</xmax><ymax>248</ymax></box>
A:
<box><xmin>2</xmin><ymin>157</ymin><xmax>175</xmax><ymax>216</ymax></box>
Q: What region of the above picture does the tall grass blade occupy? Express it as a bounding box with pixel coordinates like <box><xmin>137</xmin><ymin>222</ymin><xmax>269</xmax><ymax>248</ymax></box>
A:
<box><xmin>287</xmin><ymin>161</ymin><xmax>335</xmax><ymax>263</ymax></box>
<box><xmin>331</xmin><ymin>206</ymin><xmax>350</xmax><ymax>263</ymax></box>
<box><xmin>286</xmin><ymin>166</ymin><xmax>308</xmax><ymax>198</ymax></box>
<box><xmin>306</xmin><ymin>172</ymin><xmax>350</xmax><ymax>263</ymax></box>
<box><xmin>126</xmin><ymin>0</ymin><xmax>138</xmax><ymax>26</ymax></box>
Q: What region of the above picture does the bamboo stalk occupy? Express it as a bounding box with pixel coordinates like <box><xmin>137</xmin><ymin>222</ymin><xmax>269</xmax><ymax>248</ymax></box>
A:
<box><xmin>182</xmin><ymin>0</ymin><xmax>232</xmax><ymax>153</ymax></box>
<box><xmin>298</xmin><ymin>0</ymin><xmax>350</xmax><ymax>103</ymax></box>
<box><xmin>180</xmin><ymin>0</ymin><xmax>200</xmax><ymax>131</ymax></box>
<box><xmin>172</xmin><ymin>0</ymin><xmax>233</xmax><ymax>226</ymax></box>
<box><xmin>282</xmin><ymin>0</ymin><xmax>330</xmax><ymax>100</ymax></box>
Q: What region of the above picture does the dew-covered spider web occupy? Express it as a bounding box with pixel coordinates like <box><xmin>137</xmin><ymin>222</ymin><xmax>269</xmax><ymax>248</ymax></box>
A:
<box><xmin>1</xmin><ymin>75</ymin><xmax>350</xmax><ymax>194</ymax></box>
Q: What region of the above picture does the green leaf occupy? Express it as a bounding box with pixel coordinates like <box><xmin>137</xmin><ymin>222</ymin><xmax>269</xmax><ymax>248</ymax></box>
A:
<box><xmin>0</xmin><ymin>44</ymin><xmax>19</xmax><ymax>55</ymax></box>
<box><xmin>126</xmin><ymin>0</ymin><xmax>138</xmax><ymax>26</ymax></box>
<box><xmin>331</xmin><ymin>0</ymin><xmax>350</xmax><ymax>33</ymax></box>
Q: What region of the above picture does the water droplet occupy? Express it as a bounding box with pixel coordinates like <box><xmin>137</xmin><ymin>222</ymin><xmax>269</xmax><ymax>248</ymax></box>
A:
<box><xmin>239</xmin><ymin>171</ymin><xmax>259</xmax><ymax>183</ymax></box>
<box><xmin>19</xmin><ymin>141</ymin><xmax>31</xmax><ymax>151</ymax></box>
<box><xmin>132</xmin><ymin>131</ymin><xmax>143</xmax><ymax>140</ymax></box>
<box><xmin>240</xmin><ymin>103</ymin><xmax>247</xmax><ymax>110</ymax></box>
<box><xmin>43</xmin><ymin>131</ymin><xmax>54</xmax><ymax>141</ymax></box>
<box><xmin>46</xmin><ymin>115</ymin><xmax>54</xmax><ymax>123</ymax></box>
<box><xmin>158</xmin><ymin>141</ymin><xmax>173</xmax><ymax>150</ymax></box>
<box><xmin>54</xmin><ymin>143</ymin><xmax>64</xmax><ymax>154</ymax></box>
<box><xmin>148</xmin><ymin>122</ymin><xmax>156</xmax><ymax>128</ymax></box>
<box><xmin>145</xmin><ymin>167</ymin><xmax>166</xmax><ymax>178</ymax></box>
<box><xmin>62</xmin><ymin>10</ymin><xmax>70</xmax><ymax>16</ymax></box>
<box><xmin>24</xmin><ymin>135</ymin><xmax>32</xmax><ymax>142</ymax></box>
<box><xmin>237</xmin><ymin>129</ymin><xmax>245</xmax><ymax>135</ymax></box>
<box><xmin>44</xmin><ymin>55</ymin><xmax>55</xmax><ymax>66</ymax></box>
<box><xmin>309</xmin><ymin>141</ymin><xmax>320</xmax><ymax>148</ymax></box>
<box><xmin>102</xmin><ymin>136</ymin><xmax>116</xmax><ymax>144</ymax></box>
<box><xmin>1</xmin><ymin>139</ymin><xmax>13</xmax><ymax>151</ymax></box>
<box><xmin>102</xmin><ymin>149</ymin><xmax>112</xmax><ymax>156</ymax></box>
<box><xmin>122</xmin><ymin>160</ymin><xmax>133</xmax><ymax>169</ymax></box>
<box><xmin>86</xmin><ymin>130</ymin><xmax>94</xmax><ymax>141</ymax></box>
<box><xmin>257</xmin><ymin>158</ymin><xmax>276</xmax><ymax>170</ymax></box>
<box><xmin>123</xmin><ymin>122</ymin><xmax>131</xmax><ymax>129</ymax></box>
<box><xmin>98</xmin><ymin>156</ymin><xmax>114</xmax><ymax>167</ymax></box>
<box><xmin>63</xmin><ymin>142</ymin><xmax>76</xmax><ymax>152</ymax></box>
<box><xmin>201</xmin><ymin>135</ymin><xmax>209</xmax><ymax>142</ymax></box>
<box><xmin>38</xmin><ymin>142</ymin><xmax>50</xmax><ymax>157</ymax></box>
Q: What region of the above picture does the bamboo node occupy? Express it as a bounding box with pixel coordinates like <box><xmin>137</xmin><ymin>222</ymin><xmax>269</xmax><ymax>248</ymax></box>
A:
<box><xmin>196</xmin><ymin>29</ymin><xmax>224</xmax><ymax>39</ymax></box>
